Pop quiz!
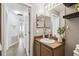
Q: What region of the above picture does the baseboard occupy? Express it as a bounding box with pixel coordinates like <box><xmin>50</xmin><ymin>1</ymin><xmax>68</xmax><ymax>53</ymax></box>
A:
<box><xmin>8</xmin><ymin>40</ymin><xmax>19</xmax><ymax>49</ymax></box>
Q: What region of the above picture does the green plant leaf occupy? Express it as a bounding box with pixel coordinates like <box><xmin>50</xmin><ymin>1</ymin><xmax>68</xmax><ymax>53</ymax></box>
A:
<box><xmin>57</xmin><ymin>27</ymin><xmax>65</xmax><ymax>35</ymax></box>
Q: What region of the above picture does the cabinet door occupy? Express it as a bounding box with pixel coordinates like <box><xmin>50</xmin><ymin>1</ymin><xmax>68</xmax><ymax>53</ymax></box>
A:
<box><xmin>34</xmin><ymin>40</ymin><xmax>40</xmax><ymax>56</ymax></box>
<box><xmin>53</xmin><ymin>44</ymin><xmax>65</xmax><ymax>56</ymax></box>
<box><xmin>41</xmin><ymin>44</ymin><xmax>53</xmax><ymax>56</ymax></box>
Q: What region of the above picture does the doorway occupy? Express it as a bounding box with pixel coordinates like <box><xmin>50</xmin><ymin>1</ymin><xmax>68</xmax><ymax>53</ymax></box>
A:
<box><xmin>1</xmin><ymin>3</ymin><xmax>31</xmax><ymax>56</ymax></box>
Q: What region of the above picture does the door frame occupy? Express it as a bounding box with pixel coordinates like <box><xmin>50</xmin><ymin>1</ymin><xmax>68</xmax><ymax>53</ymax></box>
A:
<box><xmin>22</xmin><ymin>3</ymin><xmax>31</xmax><ymax>56</ymax></box>
<box><xmin>1</xmin><ymin>3</ymin><xmax>7</xmax><ymax>56</ymax></box>
<box><xmin>1</xmin><ymin>3</ymin><xmax>31</xmax><ymax>56</ymax></box>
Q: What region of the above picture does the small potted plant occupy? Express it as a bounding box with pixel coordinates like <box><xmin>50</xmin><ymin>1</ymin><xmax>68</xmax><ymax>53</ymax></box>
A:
<box><xmin>74</xmin><ymin>3</ymin><xmax>79</xmax><ymax>11</ymax></box>
<box><xmin>57</xmin><ymin>27</ymin><xmax>65</xmax><ymax>42</ymax></box>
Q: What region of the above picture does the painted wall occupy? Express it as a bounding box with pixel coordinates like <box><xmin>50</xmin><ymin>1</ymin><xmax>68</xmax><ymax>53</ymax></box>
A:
<box><xmin>65</xmin><ymin>18</ymin><xmax>79</xmax><ymax>56</ymax></box>
<box><xmin>32</xmin><ymin>3</ymin><xmax>51</xmax><ymax>36</ymax></box>
<box><xmin>59</xmin><ymin>5</ymin><xmax>79</xmax><ymax>56</ymax></box>
<box><xmin>65</xmin><ymin>7</ymin><xmax>79</xmax><ymax>56</ymax></box>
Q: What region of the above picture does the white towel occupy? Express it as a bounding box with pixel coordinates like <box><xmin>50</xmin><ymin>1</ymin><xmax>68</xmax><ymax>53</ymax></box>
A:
<box><xmin>76</xmin><ymin>44</ymin><xmax>79</xmax><ymax>48</ymax></box>
<box><xmin>73</xmin><ymin>50</ymin><xmax>79</xmax><ymax>56</ymax></box>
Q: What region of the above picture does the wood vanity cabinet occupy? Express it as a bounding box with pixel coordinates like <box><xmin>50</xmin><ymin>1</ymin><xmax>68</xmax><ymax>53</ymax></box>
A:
<box><xmin>41</xmin><ymin>44</ymin><xmax>53</xmax><ymax>56</ymax></box>
<box><xmin>33</xmin><ymin>39</ymin><xmax>65</xmax><ymax>56</ymax></box>
<box><xmin>34</xmin><ymin>40</ymin><xmax>41</xmax><ymax>56</ymax></box>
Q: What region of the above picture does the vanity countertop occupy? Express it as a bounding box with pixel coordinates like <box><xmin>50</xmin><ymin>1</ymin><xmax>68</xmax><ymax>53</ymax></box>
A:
<box><xmin>34</xmin><ymin>37</ymin><xmax>64</xmax><ymax>49</ymax></box>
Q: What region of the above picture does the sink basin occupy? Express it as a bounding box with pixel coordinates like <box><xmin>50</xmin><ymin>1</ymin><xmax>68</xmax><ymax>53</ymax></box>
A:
<box><xmin>40</xmin><ymin>38</ymin><xmax>55</xmax><ymax>44</ymax></box>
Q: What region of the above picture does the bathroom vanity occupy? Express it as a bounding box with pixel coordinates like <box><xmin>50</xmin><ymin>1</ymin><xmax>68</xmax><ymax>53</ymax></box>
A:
<box><xmin>33</xmin><ymin>36</ymin><xmax>65</xmax><ymax>56</ymax></box>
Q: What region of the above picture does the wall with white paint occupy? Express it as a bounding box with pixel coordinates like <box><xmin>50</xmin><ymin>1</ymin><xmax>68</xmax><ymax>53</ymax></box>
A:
<box><xmin>58</xmin><ymin>4</ymin><xmax>79</xmax><ymax>56</ymax></box>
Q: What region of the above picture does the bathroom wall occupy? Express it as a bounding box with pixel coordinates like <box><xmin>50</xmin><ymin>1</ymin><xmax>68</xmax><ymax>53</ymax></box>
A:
<box><xmin>66</xmin><ymin>17</ymin><xmax>79</xmax><ymax>56</ymax></box>
<box><xmin>59</xmin><ymin>5</ymin><xmax>79</xmax><ymax>56</ymax></box>
<box><xmin>65</xmin><ymin>7</ymin><xmax>79</xmax><ymax>56</ymax></box>
<box><xmin>33</xmin><ymin>4</ymin><xmax>51</xmax><ymax>36</ymax></box>
<box><xmin>32</xmin><ymin>3</ymin><xmax>44</xmax><ymax>36</ymax></box>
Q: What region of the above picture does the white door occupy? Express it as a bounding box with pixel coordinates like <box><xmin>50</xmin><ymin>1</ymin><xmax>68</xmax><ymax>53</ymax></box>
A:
<box><xmin>18</xmin><ymin>11</ymin><xmax>30</xmax><ymax>56</ymax></box>
<box><xmin>18</xmin><ymin>9</ymin><xmax>30</xmax><ymax>56</ymax></box>
<box><xmin>24</xmin><ymin>12</ymin><xmax>30</xmax><ymax>56</ymax></box>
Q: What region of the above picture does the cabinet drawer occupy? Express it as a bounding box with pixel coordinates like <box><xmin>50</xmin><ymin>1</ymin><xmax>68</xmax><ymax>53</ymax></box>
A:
<box><xmin>53</xmin><ymin>45</ymin><xmax>65</xmax><ymax>56</ymax></box>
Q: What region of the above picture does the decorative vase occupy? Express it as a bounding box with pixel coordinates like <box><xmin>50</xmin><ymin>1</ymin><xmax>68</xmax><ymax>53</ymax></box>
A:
<box><xmin>58</xmin><ymin>35</ymin><xmax>63</xmax><ymax>42</ymax></box>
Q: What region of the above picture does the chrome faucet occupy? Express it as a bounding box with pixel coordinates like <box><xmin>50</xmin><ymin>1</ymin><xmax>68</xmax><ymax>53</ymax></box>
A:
<box><xmin>43</xmin><ymin>17</ymin><xmax>46</xmax><ymax>38</ymax></box>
